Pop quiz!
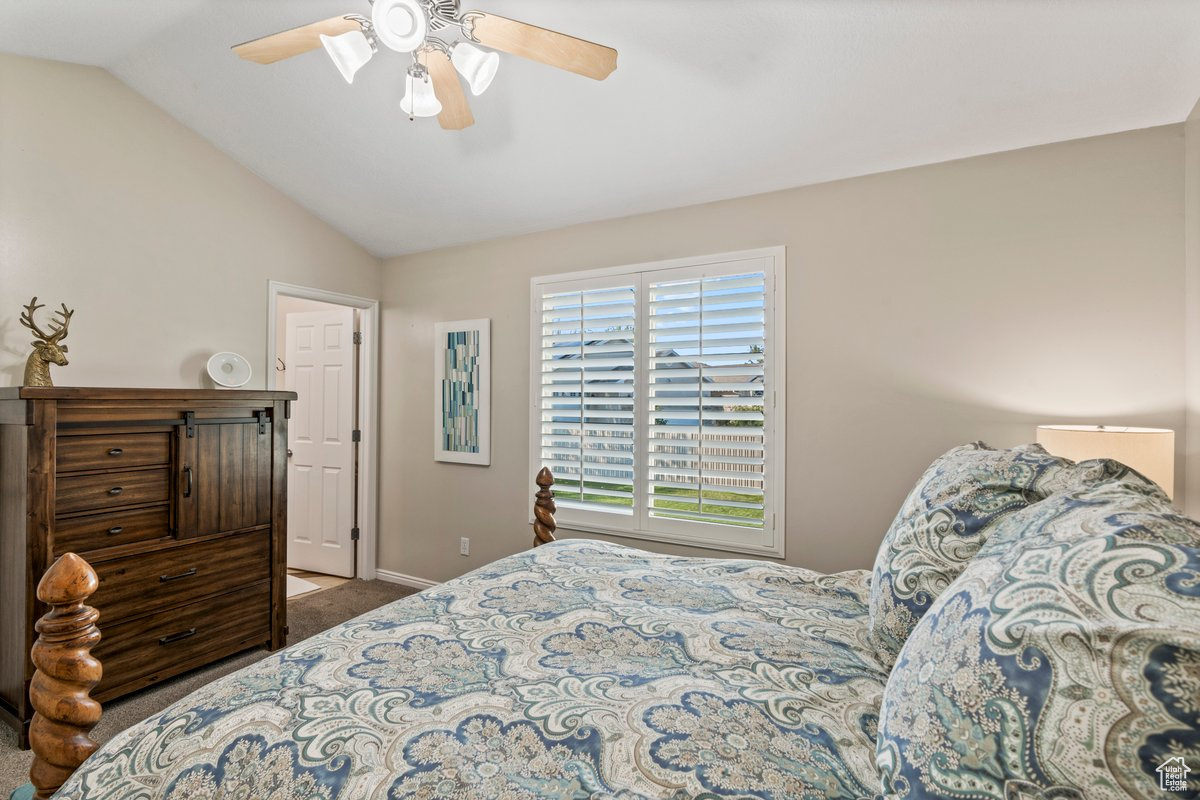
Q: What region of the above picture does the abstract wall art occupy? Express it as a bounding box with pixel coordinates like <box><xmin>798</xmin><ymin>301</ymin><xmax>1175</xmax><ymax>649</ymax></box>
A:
<box><xmin>433</xmin><ymin>318</ymin><xmax>491</xmax><ymax>464</ymax></box>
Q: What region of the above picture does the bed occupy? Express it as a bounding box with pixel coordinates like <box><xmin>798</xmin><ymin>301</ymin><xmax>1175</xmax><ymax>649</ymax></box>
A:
<box><xmin>24</xmin><ymin>453</ymin><xmax>1200</xmax><ymax>800</ymax></box>
<box><xmin>25</xmin><ymin>469</ymin><xmax>888</xmax><ymax>800</ymax></box>
<box><xmin>55</xmin><ymin>537</ymin><xmax>888</xmax><ymax>799</ymax></box>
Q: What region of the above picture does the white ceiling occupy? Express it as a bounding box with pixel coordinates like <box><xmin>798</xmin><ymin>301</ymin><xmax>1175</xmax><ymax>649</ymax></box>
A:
<box><xmin>3</xmin><ymin>1</ymin><xmax>1200</xmax><ymax>257</ymax></box>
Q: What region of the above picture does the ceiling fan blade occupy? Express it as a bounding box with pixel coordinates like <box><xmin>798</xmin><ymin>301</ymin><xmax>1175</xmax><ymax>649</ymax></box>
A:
<box><xmin>465</xmin><ymin>12</ymin><xmax>617</xmax><ymax>80</ymax></box>
<box><xmin>424</xmin><ymin>50</ymin><xmax>475</xmax><ymax>130</ymax></box>
<box><xmin>232</xmin><ymin>16</ymin><xmax>362</xmax><ymax>64</ymax></box>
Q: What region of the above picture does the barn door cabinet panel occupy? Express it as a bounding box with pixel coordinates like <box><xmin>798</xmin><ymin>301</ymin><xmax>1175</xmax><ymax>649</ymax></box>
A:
<box><xmin>0</xmin><ymin>387</ymin><xmax>295</xmax><ymax>748</ymax></box>
<box><xmin>177</xmin><ymin>417</ymin><xmax>274</xmax><ymax>538</ymax></box>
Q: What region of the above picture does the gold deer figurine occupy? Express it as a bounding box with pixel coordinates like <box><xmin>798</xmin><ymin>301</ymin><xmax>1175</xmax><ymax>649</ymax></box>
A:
<box><xmin>20</xmin><ymin>297</ymin><xmax>74</xmax><ymax>387</ymax></box>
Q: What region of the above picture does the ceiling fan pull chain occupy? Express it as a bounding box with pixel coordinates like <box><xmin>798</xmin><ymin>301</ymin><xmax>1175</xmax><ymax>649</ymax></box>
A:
<box><xmin>407</xmin><ymin>67</ymin><xmax>415</xmax><ymax>121</ymax></box>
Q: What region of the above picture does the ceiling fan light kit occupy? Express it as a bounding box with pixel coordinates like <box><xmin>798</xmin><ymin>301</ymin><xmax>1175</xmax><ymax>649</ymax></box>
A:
<box><xmin>401</xmin><ymin>64</ymin><xmax>443</xmax><ymax>117</ymax></box>
<box><xmin>320</xmin><ymin>29</ymin><xmax>376</xmax><ymax>83</ymax></box>
<box><xmin>451</xmin><ymin>42</ymin><xmax>498</xmax><ymax>95</ymax></box>
<box><xmin>232</xmin><ymin>0</ymin><xmax>617</xmax><ymax>130</ymax></box>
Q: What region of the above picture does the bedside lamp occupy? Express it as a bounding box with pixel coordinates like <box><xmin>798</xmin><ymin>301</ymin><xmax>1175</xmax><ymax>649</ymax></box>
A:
<box><xmin>1036</xmin><ymin>425</ymin><xmax>1175</xmax><ymax>499</ymax></box>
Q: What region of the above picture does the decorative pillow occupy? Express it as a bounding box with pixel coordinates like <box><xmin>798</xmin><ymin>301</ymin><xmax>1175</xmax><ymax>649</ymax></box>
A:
<box><xmin>876</xmin><ymin>477</ymin><xmax>1200</xmax><ymax>800</ymax></box>
<box><xmin>1039</xmin><ymin>454</ymin><xmax>1170</xmax><ymax>500</ymax></box>
<box><xmin>868</xmin><ymin>442</ymin><xmax>1072</xmax><ymax>664</ymax></box>
<box><xmin>974</xmin><ymin>458</ymin><xmax>1173</xmax><ymax>560</ymax></box>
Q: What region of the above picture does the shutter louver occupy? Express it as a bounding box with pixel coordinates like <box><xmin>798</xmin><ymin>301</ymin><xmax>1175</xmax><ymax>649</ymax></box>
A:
<box><xmin>540</xmin><ymin>285</ymin><xmax>637</xmax><ymax>513</ymax></box>
<box><xmin>647</xmin><ymin>271</ymin><xmax>766</xmax><ymax>529</ymax></box>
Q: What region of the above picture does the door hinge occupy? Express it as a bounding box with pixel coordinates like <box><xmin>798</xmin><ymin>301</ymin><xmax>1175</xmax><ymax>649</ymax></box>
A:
<box><xmin>352</xmin><ymin>429</ymin><xmax>361</xmax><ymax>443</ymax></box>
<box><xmin>353</xmin><ymin>331</ymin><xmax>363</xmax><ymax>345</ymax></box>
<box><xmin>351</xmin><ymin>527</ymin><xmax>360</xmax><ymax>541</ymax></box>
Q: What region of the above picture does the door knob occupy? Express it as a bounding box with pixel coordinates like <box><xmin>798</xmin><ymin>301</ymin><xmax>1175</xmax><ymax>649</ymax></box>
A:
<box><xmin>287</xmin><ymin>449</ymin><xmax>293</xmax><ymax>459</ymax></box>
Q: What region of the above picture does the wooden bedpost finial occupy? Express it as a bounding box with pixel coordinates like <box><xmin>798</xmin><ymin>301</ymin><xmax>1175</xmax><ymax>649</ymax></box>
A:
<box><xmin>29</xmin><ymin>553</ymin><xmax>103</xmax><ymax>800</ymax></box>
<box><xmin>533</xmin><ymin>467</ymin><xmax>557</xmax><ymax>547</ymax></box>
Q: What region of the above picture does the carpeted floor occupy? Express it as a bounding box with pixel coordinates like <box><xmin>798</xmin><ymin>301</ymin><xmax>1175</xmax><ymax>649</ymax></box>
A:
<box><xmin>0</xmin><ymin>578</ymin><xmax>416</xmax><ymax>797</ymax></box>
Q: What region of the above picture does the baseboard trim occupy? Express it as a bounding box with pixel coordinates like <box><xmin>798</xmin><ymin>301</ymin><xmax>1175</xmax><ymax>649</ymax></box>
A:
<box><xmin>375</xmin><ymin>568</ymin><xmax>439</xmax><ymax>591</ymax></box>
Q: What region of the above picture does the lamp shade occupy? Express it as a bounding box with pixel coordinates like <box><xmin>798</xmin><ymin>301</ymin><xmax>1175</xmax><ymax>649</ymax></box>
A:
<box><xmin>320</xmin><ymin>30</ymin><xmax>374</xmax><ymax>84</ymax></box>
<box><xmin>451</xmin><ymin>43</ymin><xmax>499</xmax><ymax>95</ymax></box>
<box><xmin>1036</xmin><ymin>425</ymin><xmax>1175</xmax><ymax>499</ymax></box>
<box><xmin>401</xmin><ymin>70</ymin><xmax>442</xmax><ymax>117</ymax></box>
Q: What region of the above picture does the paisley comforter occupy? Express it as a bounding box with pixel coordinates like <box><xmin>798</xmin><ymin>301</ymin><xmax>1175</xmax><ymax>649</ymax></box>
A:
<box><xmin>55</xmin><ymin>539</ymin><xmax>889</xmax><ymax>800</ymax></box>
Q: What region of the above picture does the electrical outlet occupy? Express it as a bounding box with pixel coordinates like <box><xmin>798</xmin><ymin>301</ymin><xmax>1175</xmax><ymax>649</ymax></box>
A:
<box><xmin>459</xmin><ymin>537</ymin><xmax>470</xmax><ymax>556</ymax></box>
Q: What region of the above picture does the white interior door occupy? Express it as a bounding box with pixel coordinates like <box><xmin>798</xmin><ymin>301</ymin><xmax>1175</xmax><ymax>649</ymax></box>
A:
<box><xmin>286</xmin><ymin>307</ymin><xmax>356</xmax><ymax>576</ymax></box>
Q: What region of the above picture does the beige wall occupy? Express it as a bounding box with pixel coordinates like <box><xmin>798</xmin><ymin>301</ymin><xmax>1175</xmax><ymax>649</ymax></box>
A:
<box><xmin>0</xmin><ymin>54</ymin><xmax>380</xmax><ymax>389</ymax></box>
<box><xmin>1185</xmin><ymin>102</ymin><xmax>1200</xmax><ymax>514</ymax></box>
<box><xmin>380</xmin><ymin>125</ymin><xmax>1186</xmax><ymax>582</ymax></box>
<box><xmin>2</xmin><ymin>52</ymin><xmax>1187</xmax><ymax>581</ymax></box>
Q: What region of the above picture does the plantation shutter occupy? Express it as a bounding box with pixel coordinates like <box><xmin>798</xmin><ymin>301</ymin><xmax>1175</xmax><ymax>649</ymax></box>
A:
<box><xmin>532</xmin><ymin>249</ymin><xmax>783</xmax><ymax>556</ymax></box>
<box><xmin>646</xmin><ymin>271</ymin><xmax>766</xmax><ymax>530</ymax></box>
<box><xmin>539</xmin><ymin>283</ymin><xmax>637</xmax><ymax>515</ymax></box>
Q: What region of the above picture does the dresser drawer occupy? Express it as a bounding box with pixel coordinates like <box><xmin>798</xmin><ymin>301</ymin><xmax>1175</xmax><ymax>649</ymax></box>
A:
<box><xmin>54</xmin><ymin>506</ymin><xmax>171</xmax><ymax>556</ymax></box>
<box><xmin>56</xmin><ymin>467</ymin><xmax>170</xmax><ymax>515</ymax></box>
<box><xmin>92</xmin><ymin>582</ymin><xmax>271</xmax><ymax>699</ymax></box>
<box><xmin>57</xmin><ymin>432</ymin><xmax>170</xmax><ymax>473</ymax></box>
<box><xmin>91</xmin><ymin>531</ymin><xmax>269</xmax><ymax>624</ymax></box>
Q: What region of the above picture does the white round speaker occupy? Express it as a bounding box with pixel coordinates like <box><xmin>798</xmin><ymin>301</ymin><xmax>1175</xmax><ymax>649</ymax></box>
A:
<box><xmin>206</xmin><ymin>352</ymin><xmax>252</xmax><ymax>388</ymax></box>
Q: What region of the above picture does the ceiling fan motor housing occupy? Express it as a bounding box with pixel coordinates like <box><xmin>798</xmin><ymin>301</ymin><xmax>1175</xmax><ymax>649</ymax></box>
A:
<box><xmin>427</xmin><ymin>0</ymin><xmax>460</xmax><ymax>31</ymax></box>
<box><xmin>372</xmin><ymin>0</ymin><xmax>429</xmax><ymax>52</ymax></box>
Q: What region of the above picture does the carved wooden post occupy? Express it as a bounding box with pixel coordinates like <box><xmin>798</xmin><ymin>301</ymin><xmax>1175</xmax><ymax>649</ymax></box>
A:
<box><xmin>533</xmin><ymin>467</ymin><xmax>557</xmax><ymax>547</ymax></box>
<box><xmin>29</xmin><ymin>553</ymin><xmax>102</xmax><ymax>800</ymax></box>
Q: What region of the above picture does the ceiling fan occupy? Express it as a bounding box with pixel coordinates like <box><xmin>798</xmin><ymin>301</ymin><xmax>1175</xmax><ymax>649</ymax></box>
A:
<box><xmin>232</xmin><ymin>0</ymin><xmax>618</xmax><ymax>131</ymax></box>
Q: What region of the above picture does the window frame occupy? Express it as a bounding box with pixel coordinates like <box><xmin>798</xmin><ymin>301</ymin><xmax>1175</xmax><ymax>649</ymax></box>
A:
<box><xmin>529</xmin><ymin>246</ymin><xmax>786</xmax><ymax>558</ymax></box>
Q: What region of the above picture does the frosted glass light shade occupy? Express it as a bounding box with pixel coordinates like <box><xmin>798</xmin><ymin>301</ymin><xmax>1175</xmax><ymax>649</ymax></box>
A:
<box><xmin>401</xmin><ymin>71</ymin><xmax>442</xmax><ymax>117</ymax></box>
<box><xmin>451</xmin><ymin>43</ymin><xmax>499</xmax><ymax>95</ymax></box>
<box><xmin>320</xmin><ymin>30</ymin><xmax>374</xmax><ymax>84</ymax></box>
<box><xmin>1036</xmin><ymin>425</ymin><xmax>1175</xmax><ymax>499</ymax></box>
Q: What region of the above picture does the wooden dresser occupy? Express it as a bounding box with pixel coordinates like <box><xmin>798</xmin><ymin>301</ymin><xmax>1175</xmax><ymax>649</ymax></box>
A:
<box><xmin>0</xmin><ymin>388</ymin><xmax>296</xmax><ymax>748</ymax></box>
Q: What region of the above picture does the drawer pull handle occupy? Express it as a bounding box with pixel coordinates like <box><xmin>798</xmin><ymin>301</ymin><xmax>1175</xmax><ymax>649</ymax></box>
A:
<box><xmin>107</xmin><ymin>526</ymin><xmax>124</xmax><ymax>536</ymax></box>
<box><xmin>159</xmin><ymin>628</ymin><xmax>197</xmax><ymax>646</ymax></box>
<box><xmin>107</xmin><ymin>448</ymin><xmax>124</xmax><ymax>456</ymax></box>
<box><xmin>183</xmin><ymin>466</ymin><xmax>193</xmax><ymax>498</ymax></box>
<box><xmin>107</xmin><ymin>487</ymin><xmax>124</xmax><ymax>496</ymax></box>
<box><xmin>159</xmin><ymin>567</ymin><xmax>198</xmax><ymax>583</ymax></box>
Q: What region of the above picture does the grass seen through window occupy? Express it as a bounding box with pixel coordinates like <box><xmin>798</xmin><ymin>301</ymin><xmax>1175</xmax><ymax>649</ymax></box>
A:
<box><xmin>552</xmin><ymin>478</ymin><xmax>763</xmax><ymax>528</ymax></box>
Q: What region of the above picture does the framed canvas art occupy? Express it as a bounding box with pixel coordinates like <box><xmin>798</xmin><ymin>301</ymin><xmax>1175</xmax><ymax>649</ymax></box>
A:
<box><xmin>434</xmin><ymin>318</ymin><xmax>490</xmax><ymax>464</ymax></box>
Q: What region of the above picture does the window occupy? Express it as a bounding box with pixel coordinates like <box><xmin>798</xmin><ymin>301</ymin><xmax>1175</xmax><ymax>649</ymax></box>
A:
<box><xmin>531</xmin><ymin>248</ymin><xmax>785</xmax><ymax>557</ymax></box>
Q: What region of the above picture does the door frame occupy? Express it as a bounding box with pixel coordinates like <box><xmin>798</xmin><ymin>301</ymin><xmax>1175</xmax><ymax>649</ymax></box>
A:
<box><xmin>267</xmin><ymin>281</ymin><xmax>380</xmax><ymax>581</ymax></box>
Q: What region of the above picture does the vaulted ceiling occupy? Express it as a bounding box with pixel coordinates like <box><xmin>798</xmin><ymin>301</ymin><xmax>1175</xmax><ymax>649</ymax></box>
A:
<box><xmin>3</xmin><ymin>1</ymin><xmax>1200</xmax><ymax>257</ymax></box>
